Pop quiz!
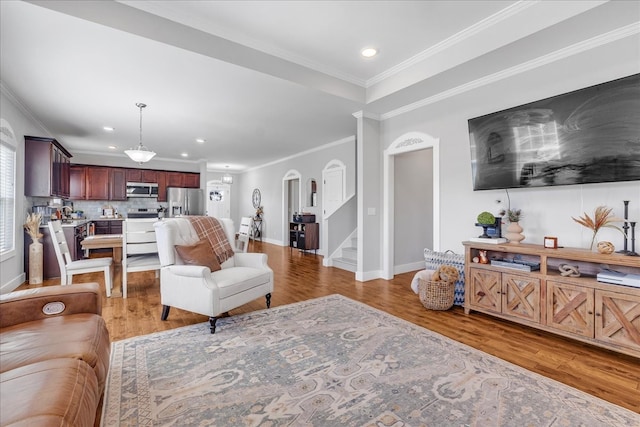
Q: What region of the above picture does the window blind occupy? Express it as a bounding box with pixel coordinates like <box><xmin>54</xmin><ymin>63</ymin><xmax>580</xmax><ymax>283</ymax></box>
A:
<box><xmin>0</xmin><ymin>140</ymin><xmax>16</xmax><ymax>255</ymax></box>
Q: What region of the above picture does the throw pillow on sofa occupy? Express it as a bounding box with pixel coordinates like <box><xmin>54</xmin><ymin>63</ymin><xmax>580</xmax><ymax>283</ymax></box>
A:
<box><xmin>175</xmin><ymin>239</ymin><xmax>222</xmax><ymax>272</ymax></box>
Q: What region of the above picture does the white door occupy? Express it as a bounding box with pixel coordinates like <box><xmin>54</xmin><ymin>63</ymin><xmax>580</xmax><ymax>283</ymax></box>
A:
<box><xmin>323</xmin><ymin>168</ymin><xmax>344</xmax><ymax>217</ymax></box>
<box><xmin>206</xmin><ymin>182</ymin><xmax>231</xmax><ymax>218</ymax></box>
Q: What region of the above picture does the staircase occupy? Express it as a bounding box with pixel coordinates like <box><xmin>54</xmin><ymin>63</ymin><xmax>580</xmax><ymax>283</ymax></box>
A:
<box><xmin>331</xmin><ymin>234</ymin><xmax>357</xmax><ymax>272</ymax></box>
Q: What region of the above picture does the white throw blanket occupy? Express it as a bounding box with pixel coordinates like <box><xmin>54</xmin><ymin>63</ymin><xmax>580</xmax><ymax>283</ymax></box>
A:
<box><xmin>410</xmin><ymin>269</ymin><xmax>436</xmax><ymax>293</ymax></box>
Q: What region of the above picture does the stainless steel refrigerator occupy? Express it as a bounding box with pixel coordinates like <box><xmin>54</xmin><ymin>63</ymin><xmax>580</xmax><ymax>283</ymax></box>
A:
<box><xmin>166</xmin><ymin>187</ymin><xmax>204</xmax><ymax>217</ymax></box>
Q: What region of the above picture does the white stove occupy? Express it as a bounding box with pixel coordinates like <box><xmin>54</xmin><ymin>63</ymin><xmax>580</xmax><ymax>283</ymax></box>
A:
<box><xmin>127</xmin><ymin>208</ymin><xmax>159</xmax><ymax>219</ymax></box>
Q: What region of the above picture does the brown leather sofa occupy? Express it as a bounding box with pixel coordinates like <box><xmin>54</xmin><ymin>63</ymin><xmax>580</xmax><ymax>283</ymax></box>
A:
<box><xmin>0</xmin><ymin>283</ymin><xmax>110</xmax><ymax>426</ymax></box>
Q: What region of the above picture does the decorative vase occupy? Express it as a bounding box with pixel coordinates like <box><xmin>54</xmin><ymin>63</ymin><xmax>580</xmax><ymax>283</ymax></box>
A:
<box><xmin>505</xmin><ymin>222</ymin><xmax>525</xmax><ymax>244</ymax></box>
<box><xmin>29</xmin><ymin>238</ymin><xmax>44</xmax><ymax>285</ymax></box>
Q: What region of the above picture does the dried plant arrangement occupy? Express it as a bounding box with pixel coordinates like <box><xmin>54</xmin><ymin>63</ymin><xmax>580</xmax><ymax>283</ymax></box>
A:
<box><xmin>572</xmin><ymin>205</ymin><xmax>625</xmax><ymax>250</ymax></box>
<box><xmin>23</xmin><ymin>213</ymin><xmax>43</xmax><ymax>241</ymax></box>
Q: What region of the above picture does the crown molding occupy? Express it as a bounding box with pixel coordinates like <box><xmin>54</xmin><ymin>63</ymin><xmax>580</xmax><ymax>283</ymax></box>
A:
<box><xmin>380</xmin><ymin>23</ymin><xmax>640</xmax><ymax>121</ymax></box>
<box><xmin>352</xmin><ymin>111</ymin><xmax>381</xmax><ymax>120</ymax></box>
<box><xmin>245</xmin><ymin>135</ymin><xmax>355</xmax><ymax>173</ymax></box>
<box><xmin>366</xmin><ymin>1</ymin><xmax>536</xmax><ymax>88</ymax></box>
<box><xmin>0</xmin><ymin>81</ymin><xmax>52</xmax><ymax>137</ymax></box>
<box><xmin>71</xmin><ymin>149</ymin><xmax>205</xmax><ymax>165</ymax></box>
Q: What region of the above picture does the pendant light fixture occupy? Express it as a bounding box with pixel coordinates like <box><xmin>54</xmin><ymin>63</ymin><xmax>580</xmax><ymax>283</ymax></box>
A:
<box><xmin>125</xmin><ymin>102</ymin><xmax>156</xmax><ymax>164</ymax></box>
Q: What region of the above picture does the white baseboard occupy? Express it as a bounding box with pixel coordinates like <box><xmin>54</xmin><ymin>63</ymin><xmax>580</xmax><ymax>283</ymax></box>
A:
<box><xmin>1</xmin><ymin>273</ymin><xmax>25</xmax><ymax>294</ymax></box>
<box><xmin>356</xmin><ymin>270</ymin><xmax>383</xmax><ymax>282</ymax></box>
<box><xmin>394</xmin><ymin>261</ymin><xmax>425</xmax><ymax>275</ymax></box>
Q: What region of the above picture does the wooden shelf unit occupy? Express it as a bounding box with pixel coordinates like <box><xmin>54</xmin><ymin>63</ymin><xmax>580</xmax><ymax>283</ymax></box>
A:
<box><xmin>463</xmin><ymin>241</ymin><xmax>640</xmax><ymax>358</ymax></box>
<box><xmin>289</xmin><ymin>222</ymin><xmax>319</xmax><ymax>253</ymax></box>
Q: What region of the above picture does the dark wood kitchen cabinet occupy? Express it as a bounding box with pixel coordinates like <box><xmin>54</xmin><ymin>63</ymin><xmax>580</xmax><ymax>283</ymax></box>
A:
<box><xmin>85</xmin><ymin>166</ymin><xmax>110</xmax><ymax>200</ymax></box>
<box><xmin>82</xmin><ymin>166</ymin><xmax>126</xmax><ymax>200</ymax></box>
<box><xmin>183</xmin><ymin>172</ymin><xmax>200</xmax><ymax>188</ymax></box>
<box><xmin>166</xmin><ymin>171</ymin><xmax>184</xmax><ymax>187</ymax></box>
<box><xmin>166</xmin><ymin>171</ymin><xmax>199</xmax><ymax>189</ymax></box>
<box><xmin>157</xmin><ymin>171</ymin><xmax>167</xmax><ymax>202</ymax></box>
<box><xmin>126</xmin><ymin>168</ymin><xmax>157</xmax><ymax>183</ymax></box>
<box><xmin>92</xmin><ymin>219</ymin><xmax>123</xmax><ymax>235</ymax></box>
<box><xmin>24</xmin><ymin>136</ymin><xmax>72</xmax><ymax>198</ymax></box>
<box><xmin>110</xmin><ymin>168</ymin><xmax>127</xmax><ymax>200</ymax></box>
<box><xmin>70</xmin><ymin>165</ymin><xmax>86</xmax><ymax>200</ymax></box>
<box><xmin>68</xmin><ymin>164</ymin><xmax>197</xmax><ymax>201</ymax></box>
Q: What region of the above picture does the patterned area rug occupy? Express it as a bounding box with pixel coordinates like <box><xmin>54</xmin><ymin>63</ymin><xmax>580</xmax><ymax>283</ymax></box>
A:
<box><xmin>102</xmin><ymin>295</ymin><xmax>638</xmax><ymax>426</ymax></box>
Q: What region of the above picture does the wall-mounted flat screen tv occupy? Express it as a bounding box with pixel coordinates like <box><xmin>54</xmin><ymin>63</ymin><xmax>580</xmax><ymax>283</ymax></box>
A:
<box><xmin>468</xmin><ymin>73</ymin><xmax>640</xmax><ymax>191</ymax></box>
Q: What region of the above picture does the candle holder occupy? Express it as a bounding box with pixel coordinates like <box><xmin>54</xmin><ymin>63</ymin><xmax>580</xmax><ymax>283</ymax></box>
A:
<box><xmin>616</xmin><ymin>200</ymin><xmax>638</xmax><ymax>256</ymax></box>
<box><xmin>628</xmin><ymin>221</ymin><xmax>638</xmax><ymax>256</ymax></box>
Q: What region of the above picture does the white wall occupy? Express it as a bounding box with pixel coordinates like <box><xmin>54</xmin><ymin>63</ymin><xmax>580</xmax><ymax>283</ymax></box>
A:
<box><xmin>0</xmin><ymin>88</ymin><xmax>50</xmax><ymax>292</ymax></box>
<box><xmin>381</xmin><ymin>36</ymin><xmax>640</xmax><ymax>255</ymax></box>
<box><xmin>239</xmin><ymin>137</ymin><xmax>356</xmax><ymax>249</ymax></box>
<box><xmin>394</xmin><ymin>149</ymin><xmax>433</xmax><ymax>266</ymax></box>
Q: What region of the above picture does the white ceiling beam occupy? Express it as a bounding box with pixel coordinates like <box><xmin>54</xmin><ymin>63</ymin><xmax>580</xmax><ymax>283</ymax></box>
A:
<box><xmin>26</xmin><ymin>0</ymin><xmax>367</xmax><ymax>104</ymax></box>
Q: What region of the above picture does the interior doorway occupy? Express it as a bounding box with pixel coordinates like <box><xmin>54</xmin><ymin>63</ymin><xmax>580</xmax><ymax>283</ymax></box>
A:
<box><xmin>281</xmin><ymin>169</ymin><xmax>302</xmax><ymax>245</ymax></box>
<box><xmin>288</xmin><ymin>179</ymin><xmax>299</xmax><ymax>218</ymax></box>
<box><xmin>383</xmin><ymin>132</ymin><xmax>440</xmax><ymax>279</ymax></box>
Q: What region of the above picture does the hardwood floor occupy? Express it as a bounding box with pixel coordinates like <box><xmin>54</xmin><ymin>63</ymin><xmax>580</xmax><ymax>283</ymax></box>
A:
<box><xmin>18</xmin><ymin>240</ymin><xmax>640</xmax><ymax>413</ymax></box>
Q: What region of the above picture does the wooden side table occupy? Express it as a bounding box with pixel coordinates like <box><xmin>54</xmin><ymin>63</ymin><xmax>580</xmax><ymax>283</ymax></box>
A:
<box><xmin>251</xmin><ymin>218</ymin><xmax>263</xmax><ymax>241</ymax></box>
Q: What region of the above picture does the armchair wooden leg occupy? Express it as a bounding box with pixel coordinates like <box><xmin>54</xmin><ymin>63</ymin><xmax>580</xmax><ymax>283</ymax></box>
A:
<box><xmin>161</xmin><ymin>305</ymin><xmax>171</xmax><ymax>320</ymax></box>
<box><xmin>266</xmin><ymin>293</ymin><xmax>272</xmax><ymax>308</ymax></box>
<box><xmin>209</xmin><ymin>317</ymin><xmax>218</xmax><ymax>334</ymax></box>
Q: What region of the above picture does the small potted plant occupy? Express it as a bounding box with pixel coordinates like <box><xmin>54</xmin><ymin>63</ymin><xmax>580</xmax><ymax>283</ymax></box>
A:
<box><xmin>499</xmin><ymin>208</ymin><xmax>525</xmax><ymax>243</ymax></box>
<box><xmin>476</xmin><ymin>211</ymin><xmax>496</xmax><ymax>238</ymax></box>
<box><xmin>499</xmin><ymin>208</ymin><xmax>522</xmax><ymax>223</ymax></box>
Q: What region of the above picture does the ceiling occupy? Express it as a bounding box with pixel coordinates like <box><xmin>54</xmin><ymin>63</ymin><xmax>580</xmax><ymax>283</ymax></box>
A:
<box><xmin>0</xmin><ymin>1</ymin><xmax>618</xmax><ymax>172</ymax></box>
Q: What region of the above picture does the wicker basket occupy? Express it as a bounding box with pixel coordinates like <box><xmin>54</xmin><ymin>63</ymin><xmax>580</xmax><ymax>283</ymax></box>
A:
<box><xmin>418</xmin><ymin>278</ymin><xmax>455</xmax><ymax>311</ymax></box>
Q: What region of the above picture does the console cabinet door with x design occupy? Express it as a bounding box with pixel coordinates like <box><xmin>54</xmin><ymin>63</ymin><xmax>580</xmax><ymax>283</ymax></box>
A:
<box><xmin>468</xmin><ymin>268</ymin><xmax>540</xmax><ymax>323</ymax></box>
<box><xmin>547</xmin><ymin>281</ymin><xmax>594</xmax><ymax>338</ymax></box>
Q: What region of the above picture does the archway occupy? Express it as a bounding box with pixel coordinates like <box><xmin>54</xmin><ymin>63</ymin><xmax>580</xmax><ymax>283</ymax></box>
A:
<box><xmin>382</xmin><ymin>132</ymin><xmax>440</xmax><ymax>279</ymax></box>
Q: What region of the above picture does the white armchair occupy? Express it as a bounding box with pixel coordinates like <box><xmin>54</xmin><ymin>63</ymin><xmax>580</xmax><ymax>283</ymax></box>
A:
<box><xmin>153</xmin><ymin>217</ymin><xmax>273</xmax><ymax>333</ymax></box>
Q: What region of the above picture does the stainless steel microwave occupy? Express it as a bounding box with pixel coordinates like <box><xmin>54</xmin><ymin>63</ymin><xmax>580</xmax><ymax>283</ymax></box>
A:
<box><xmin>126</xmin><ymin>182</ymin><xmax>159</xmax><ymax>198</ymax></box>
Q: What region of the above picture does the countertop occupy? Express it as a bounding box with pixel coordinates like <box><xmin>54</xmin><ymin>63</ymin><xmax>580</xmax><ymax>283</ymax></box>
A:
<box><xmin>93</xmin><ymin>217</ymin><xmax>125</xmax><ymax>221</ymax></box>
<box><xmin>39</xmin><ymin>217</ymin><xmax>124</xmax><ymax>228</ymax></box>
<box><xmin>40</xmin><ymin>219</ymin><xmax>90</xmax><ymax>228</ymax></box>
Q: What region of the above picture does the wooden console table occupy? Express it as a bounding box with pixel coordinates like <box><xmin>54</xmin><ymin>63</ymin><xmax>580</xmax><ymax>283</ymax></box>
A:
<box><xmin>463</xmin><ymin>241</ymin><xmax>640</xmax><ymax>358</ymax></box>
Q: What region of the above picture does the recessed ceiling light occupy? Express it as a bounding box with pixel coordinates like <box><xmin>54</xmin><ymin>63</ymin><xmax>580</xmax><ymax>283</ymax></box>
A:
<box><xmin>181</xmin><ymin>152</ymin><xmax>188</xmax><ymax>157</ymax></box>
<box><xmin>361</xmin><ymin>47</ymin><xmax>378</xmax><ymax>58</ymax></box>
<box><xmin>195</xmin><ymin>138</ymin><xmax>205</xmax><ymax>143</ymax></box>
<box><xmin>103</xmin><ymin>126</ymin><xmax>115</xmax><ymax>132</ymax></box>
<box><xmin>108</xmin><ymin>145</ymin><xmax>118</xmax><ymax>150</ymax></box>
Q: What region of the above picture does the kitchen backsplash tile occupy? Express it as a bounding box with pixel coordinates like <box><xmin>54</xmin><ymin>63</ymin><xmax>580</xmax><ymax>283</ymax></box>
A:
<box><xmin>73</xmin><ymin>200</ymin><xmax>168</xmax><ymax>218</ymax></box>
<box><xmin>27</xmin><ymin>197</ymin><xmax>167</xmax><ymax>219</ymax></box>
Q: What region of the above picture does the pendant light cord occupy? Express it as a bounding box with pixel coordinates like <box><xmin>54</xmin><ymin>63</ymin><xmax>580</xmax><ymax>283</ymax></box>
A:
<box><xmin>136</xmin><ymin>102</ymin><xmax>146</xmax><ymax>149</ymax></box>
